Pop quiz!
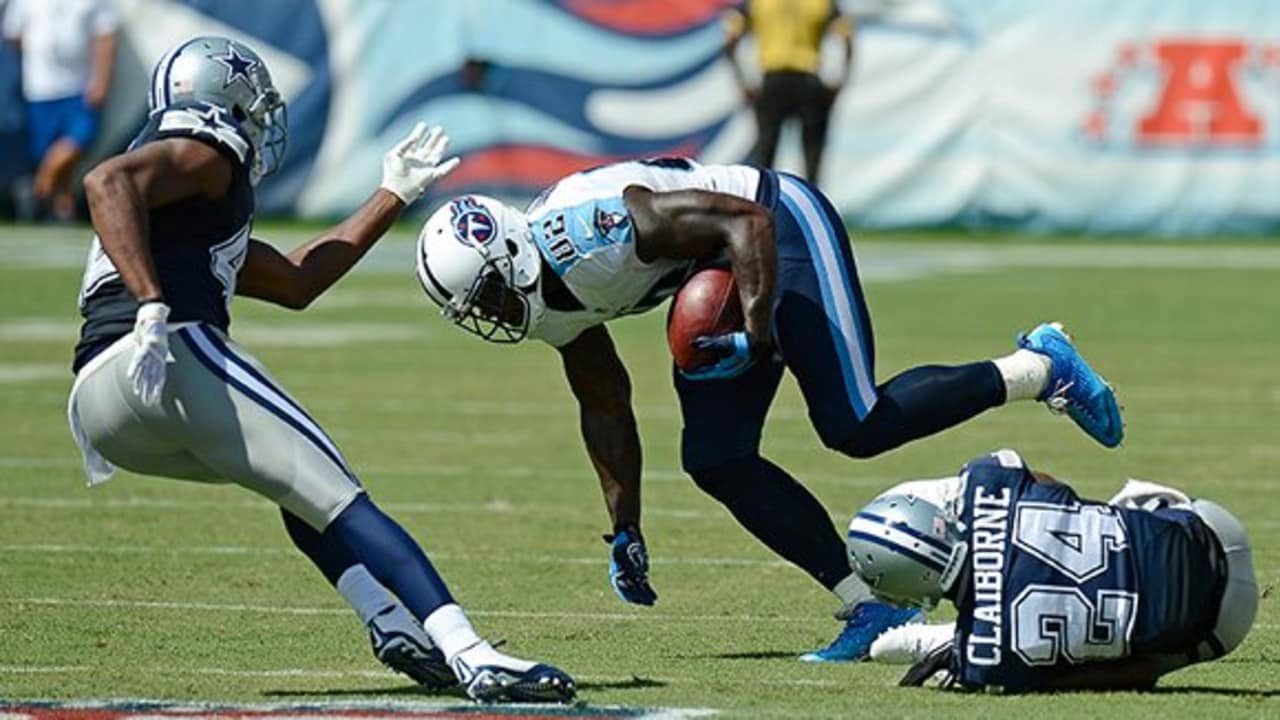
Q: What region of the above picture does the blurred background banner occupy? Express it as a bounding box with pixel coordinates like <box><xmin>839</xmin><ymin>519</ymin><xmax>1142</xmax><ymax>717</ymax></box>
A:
<box><xmin>3</xmin><ymin>0</ymin><xmax>1280</xmax><ymax>234</ymax></box>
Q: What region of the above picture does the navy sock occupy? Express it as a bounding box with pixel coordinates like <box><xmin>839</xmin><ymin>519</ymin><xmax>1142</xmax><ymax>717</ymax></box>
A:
<box><xmin>837</xmin><ymin>361</ymin><xmax>1005</xmax><ymax>458</ymax></box>
<box><xmin>325</xmin><ymin>494</ymin><xmax>455</xmax><ymax>620</ymax></box>
<box><xmin>689</xmin><ymin>455</ymin><xmax>851</xmax><ymax>590</ymax></box>
<box><xmin>281</xmin><ymin>508</ymin><xmax>357</xmax><ymax>585</ymax></box>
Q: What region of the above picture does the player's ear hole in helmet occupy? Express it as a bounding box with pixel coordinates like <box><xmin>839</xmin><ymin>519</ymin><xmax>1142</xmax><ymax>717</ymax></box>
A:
<box><xmin>415</xmin><ymin>195</ymin><xmax>546</xmax><ymax>343</ymax></box>
<box><xmin>846</xmin><ymin>493</ymin><xmax>965</xmax><ymax>610</ymax></box>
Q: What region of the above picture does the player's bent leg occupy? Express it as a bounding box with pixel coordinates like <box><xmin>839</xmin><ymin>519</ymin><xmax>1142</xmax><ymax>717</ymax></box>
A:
<box><xmin>170</xmin><ymin>326</ymin><xmax>573</xmax><ymax>701</ymax></box>
<box><xmin>69</xmin><ymin>332</ymin><xmax>226</xmax><ymax>483</ymax></box>
<box><xmin>676</xmin><ymin>353</ymin><xmax>853</xmax><ymax>588</ymax></box>
<box><xmin>687</xmin><ymin>454</ymin><xmax>852</xmax><ymax>589</ymax></box>
<box><xmin>281</xmin><ymin>510</ymin><xmax>455</xmax><ymax>689</ymax></box>
<box><xmin>327</xmin><ymin>498</ymin><xmax>574</xmax><ymax>701</ymax></box>
<box><xmin>826</xmin><ymin>363</ymin><xmax>1007</xmax><ymax>458</ymax></box>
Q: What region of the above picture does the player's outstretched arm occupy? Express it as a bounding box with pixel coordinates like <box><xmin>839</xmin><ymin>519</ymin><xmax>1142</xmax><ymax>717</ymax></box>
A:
<box><xmin>237</xmin><ymin>123</ymin><xmax>458</xmax><ymax>310</ymax></box>
<box><xmin>558</xmin><ymin>325</ymin><xmax>657</xmax><ymax>606</ymax></box>
<box><xmin>626</xmin><ymin>186</ymin><xmax>776</xmax><ymax>351</ymax></box>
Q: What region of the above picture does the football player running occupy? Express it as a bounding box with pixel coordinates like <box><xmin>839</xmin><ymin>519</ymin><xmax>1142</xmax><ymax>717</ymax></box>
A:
<box><xmin>848</xmin><ymin>450</ymin><xmax>1256</xmax><ymax>691</ymax></box>
<box><xmin>66</xmin><ymin>36</ymin><xmax>574</xmax><ymax>702</ymax></box>
<box><xmin>414</xmin><ymin>158</ymin><xmax>1124</xmax><ymax>660</ymax></box>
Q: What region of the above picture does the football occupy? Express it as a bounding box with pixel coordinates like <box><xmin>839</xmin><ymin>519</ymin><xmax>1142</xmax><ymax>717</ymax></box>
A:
<box><xmin>667</xmin><ymin>267</ymin><xmax>743</xmax><ymax>371</ymax></box>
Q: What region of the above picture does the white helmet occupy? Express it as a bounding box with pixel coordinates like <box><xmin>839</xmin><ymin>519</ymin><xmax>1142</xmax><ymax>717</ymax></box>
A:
<box><xmin>846</xmin><ymin>493</ymin><xmax>966</xmax><ymax>609</ymax></box>
<box><xmin>415</xmin><ymin>195</ymin><xmax>546</xmax><ymax>343</ymax></box>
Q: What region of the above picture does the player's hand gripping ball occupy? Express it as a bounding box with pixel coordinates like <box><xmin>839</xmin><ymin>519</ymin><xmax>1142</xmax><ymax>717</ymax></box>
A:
<box><xmin>667</xmin><ymin>268</ymin><xmax>753</xmax><ymax>380</ymax></box>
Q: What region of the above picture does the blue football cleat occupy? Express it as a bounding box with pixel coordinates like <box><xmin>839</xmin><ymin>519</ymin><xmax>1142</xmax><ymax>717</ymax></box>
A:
<box><xmin>800</xmin><ymin>602</ymin><xmax>925</xmax><ymax>663</ymax></box>
<box><xmin>454</xmin><ymin>659</ymin><xmax>577</xmax><ymax>703</ymax></box>
<box><xmin>1017</xmin><ymin>322</ymin><xmax>1124</xmax><ymax>448</ymax></box>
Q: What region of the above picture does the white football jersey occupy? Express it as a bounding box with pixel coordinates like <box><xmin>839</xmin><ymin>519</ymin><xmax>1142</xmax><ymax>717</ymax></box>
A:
<box><xmin>525</xmin><ymin>158</ymin><xmax>760</xmax><ymax>347</ymax></box>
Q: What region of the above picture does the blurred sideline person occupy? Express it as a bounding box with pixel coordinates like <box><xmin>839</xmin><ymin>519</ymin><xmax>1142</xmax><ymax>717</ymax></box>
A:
<box><xmin>66</xmin><ymin>36</ymin><xmax>574</xmax><ymax>703</ymax></box>
<box><xmin>723</xmin><ymin>0</ymin><xmax>854</xmax><ymax>183</ymax></box>
<box><xmin>413</xmin><ymin>156</ymin><xmax>1123</xmax><ymax>661</ymax></box>
<box><xmin>3</xmin><ymin>0</ymin><xmax>117</xmax><ymax>221</ymax></box>
<box><xmin>847</xmin><ymin>450</ymin><xmax>1256</xmax><ymax>692</ymax></box>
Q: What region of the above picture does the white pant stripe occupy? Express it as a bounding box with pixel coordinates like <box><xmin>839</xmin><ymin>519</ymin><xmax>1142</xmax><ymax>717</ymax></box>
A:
<box><xmin>780</xmin><ymin>177</ymin><xmax>879</xmax><ymax>415</ymax></box>
<box><xmin>185</xmin><ymin>327</ymin><xmax>354</xmax><ymax>480</ymax></box>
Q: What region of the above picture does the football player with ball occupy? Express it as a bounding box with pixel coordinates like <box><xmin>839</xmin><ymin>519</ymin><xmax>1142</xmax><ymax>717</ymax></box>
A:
<box><xmin>415</xmin><ymin>158</ymin><xmax>1124</xmax><ymax>660</ymax></box>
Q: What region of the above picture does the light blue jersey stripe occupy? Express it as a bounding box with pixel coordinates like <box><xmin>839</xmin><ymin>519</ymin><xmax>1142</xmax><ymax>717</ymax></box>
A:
<box><xmin>778</xmin><ymin>176</ymin><xmax>878</xmax><ymax>418</ymax></box>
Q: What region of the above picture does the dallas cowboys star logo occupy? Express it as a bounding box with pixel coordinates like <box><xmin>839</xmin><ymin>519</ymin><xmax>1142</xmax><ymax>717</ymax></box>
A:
<box><xmin>213</xmin><ymin>45</ymin><xmax>257</xmax><ymax>89</ymax></box>
<box><xmin>190</xmin><ymin>105</ymin><xmax>229</xmax><ymax>131</ymax></box>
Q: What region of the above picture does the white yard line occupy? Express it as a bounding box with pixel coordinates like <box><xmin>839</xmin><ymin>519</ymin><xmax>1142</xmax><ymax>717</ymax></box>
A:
<box><xmin>0</xmin><ymin>693</ymin><xmax>719</xmax><ymax>719</ymax></box>
<box><xmin>0</xmin><ymin>543</ymin><xmax>791</xmax><ymax>569</ymax></box>
<box><xmin>0</xmin><ymin>453</ymin><xmax>895</xmax><ymax>488</ymax></box>
<box><xmin>0</xmin><ymin>364</ymin><xmax>67</xmax><ymax>383</ymax></box>
<box><xmin>0</xmin><ymin>494</ymin><xmax>737</xmax><ymax>519</ymax></box>
<box><xmin>5</xmin><ymin>596</ymin><xmax>813</xmax><ymax>624</ymax></box>
<box><xmin>0</xmin><ymin>663</ymin><xmax>830</xmax><ymax>693</ymax></box>
<box><xmin>0</xmin><ymin>665</ymin><xmax>89</xmax><ymax>674</ymax></box>
<box><xmin>7</xmin><ymin>231</ymin><xmax>1280</xmax><ymax>277</ymax></box>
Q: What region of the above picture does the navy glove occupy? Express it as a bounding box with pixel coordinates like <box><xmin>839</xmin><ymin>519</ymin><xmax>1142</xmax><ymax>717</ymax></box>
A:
<box><xmin>680</xmin><ymin>331</ymin><xmax>755</xmax><ymax>381</ymax></box>
<box><xmin>603</xmin><ymin>524</ymin><xmax>657</xmax><ymax>606</ymax></box>
<box><xmin>899</xmin><ymin>640</ymin><xmax>958</xmax><ymax>689</ymax></box>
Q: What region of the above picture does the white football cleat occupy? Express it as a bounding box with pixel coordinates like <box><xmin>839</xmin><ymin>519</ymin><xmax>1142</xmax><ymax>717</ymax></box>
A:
<box><xmin>869</xmin><ymin>621</ymin><xmax>956</xmax><ymax>665</ymax></box>
<box><xmin>449</xmin><ymin>642</ymin><xmax>576</xmax><ymax>703</ymax></box>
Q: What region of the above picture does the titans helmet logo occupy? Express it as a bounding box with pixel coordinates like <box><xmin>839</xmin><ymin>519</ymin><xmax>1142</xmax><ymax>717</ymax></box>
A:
<box><xmin>450</xmin><ymin>199</ymin><xmax>496</xmax><ymax>248</ymax></box>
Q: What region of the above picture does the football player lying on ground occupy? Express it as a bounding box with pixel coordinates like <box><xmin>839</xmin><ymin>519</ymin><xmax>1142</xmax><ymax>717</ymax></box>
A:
<box><xmin>65</xmin><ymin>36</ymin><xmax>574</xmax><ymax>703</ymax></box>
<box><xmin>847</xmin><ymin>450</ymin><xmax>1256</xmax><ymax>691</ymax></box>
<box><xmin>413</xmin><ymin>157</ymin><xmax>1125</xmax><ymax>660</ymax></box>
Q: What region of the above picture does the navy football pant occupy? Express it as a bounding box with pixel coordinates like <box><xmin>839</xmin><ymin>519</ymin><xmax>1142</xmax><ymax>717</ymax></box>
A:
<box><xmin>676</xmin><ymin>172</ymin><xmax>1005</xmax><ymax>589</ymax></box>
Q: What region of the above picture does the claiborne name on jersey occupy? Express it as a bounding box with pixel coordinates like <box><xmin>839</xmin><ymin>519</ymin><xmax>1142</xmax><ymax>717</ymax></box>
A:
<box><xmin>968</xmin><ymin>485</ymin><xmax>1011</xmax><ymax>667</ymax></box>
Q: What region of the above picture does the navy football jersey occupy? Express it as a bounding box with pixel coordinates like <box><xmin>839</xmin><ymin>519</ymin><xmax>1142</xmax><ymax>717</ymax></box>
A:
<box><xmin>949</xmin><ymin>452</ymin><xmax>1227</xmax><ymax>692</ymax></box>
<box><xmin>72</xmin><ymin>101</ymin><xmax>257</xmax><ymax>372</ymax></box>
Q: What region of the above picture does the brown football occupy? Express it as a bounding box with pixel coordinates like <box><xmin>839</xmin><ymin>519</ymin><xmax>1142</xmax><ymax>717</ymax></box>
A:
<box><xmin>667</xmin><ymin>267</ymin><xmax>743</xmax><ymax>371</ymax></box>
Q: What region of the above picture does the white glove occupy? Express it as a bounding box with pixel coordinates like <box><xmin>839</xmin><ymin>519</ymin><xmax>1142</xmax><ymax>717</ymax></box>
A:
<box><xmin>379</xmin><ymin>122</ymin><xmax>459</xmax><ymax>205</ymax></box>
<box><xmin>126</xmin><ymin>301</ymin><xmax>173</xmax><ymax>406</ymax></box>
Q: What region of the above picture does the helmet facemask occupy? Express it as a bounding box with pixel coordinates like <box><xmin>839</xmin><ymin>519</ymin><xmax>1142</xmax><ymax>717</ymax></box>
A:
<box><xmin>446</xmin><ymin>257</ymin><xmax>540</xmax><ymax>343</ymax></box>
<box><xmin>242</xmin><ymin>84</ymin><xmax>287</xmax><ymax>184</ymax></box>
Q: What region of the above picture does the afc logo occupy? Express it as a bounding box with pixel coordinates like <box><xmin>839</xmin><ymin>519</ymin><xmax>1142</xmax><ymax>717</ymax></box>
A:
<box><xmin>1083</xmin><ymin>39</ymin><xmax>1279</xmax><ymax>147</ymax></box>
<box><xmin>449</xmin><ymin>198</ymin><xmax>496</xmax><ymax>248</ymax></box>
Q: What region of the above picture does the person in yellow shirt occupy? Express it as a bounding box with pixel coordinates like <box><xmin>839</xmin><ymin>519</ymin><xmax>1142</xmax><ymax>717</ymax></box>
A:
<box><xmin>724</xmin><ymin>0</ymin><xmax>854</xmax><ymax>184</ymax></box>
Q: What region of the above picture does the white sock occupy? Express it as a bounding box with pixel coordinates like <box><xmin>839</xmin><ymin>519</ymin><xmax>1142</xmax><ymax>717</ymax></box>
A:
<box><xmin>832</xmin><ymin>574</ymin><xmax>874</xmax><ymax>611</ymax></box>
<box><xmin>992</xmin><ymin>349</ymin><xmax>1052</xmax><ymax>403</ymax></box>
<box><xmin>335</xmin><ymin>565</ymin><xmax>397</xmax><ymax>625</ymax></box>
<box><xmin>423</xmin><ymin>603</ymin><xmax>533</xmax><ymax>672</ymax></box>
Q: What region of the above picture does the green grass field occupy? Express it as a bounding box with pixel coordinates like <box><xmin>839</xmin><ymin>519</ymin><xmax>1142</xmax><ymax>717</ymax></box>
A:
<box><xmin>1</xmin><ymin>224</ymin><xmax>1277</xmax><ymax>718</ymax></box>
